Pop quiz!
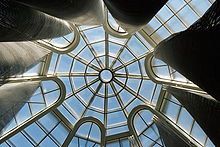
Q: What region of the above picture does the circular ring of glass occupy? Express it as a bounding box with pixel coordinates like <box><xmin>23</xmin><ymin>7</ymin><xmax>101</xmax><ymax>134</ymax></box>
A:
<box><xmin>99</xmin><ymin>69</ymin><xmax>113</xmax><ymax>83</ymax></box>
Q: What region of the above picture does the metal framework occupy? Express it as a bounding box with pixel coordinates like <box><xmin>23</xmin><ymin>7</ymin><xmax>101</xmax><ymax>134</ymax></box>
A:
<box><xmin>63</xmin><ymin>117</ymin><xmax>105</xmax><ymax>147</ymax></box>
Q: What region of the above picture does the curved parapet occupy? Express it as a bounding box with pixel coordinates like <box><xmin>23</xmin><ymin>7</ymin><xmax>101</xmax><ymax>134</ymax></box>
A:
<box><xmin>13</xmin><ymin>0</ymin><xmax>104</xmax><ymax>25</ymax></box>
<box><xmin>167</xmin><ymin>86</ymin><xmax>220</xmax><ymax>146</ymax></box>
<box><xmin>104</xmin><ymin>0</ymin><xmax>167</xmax><ymax>34</ymax></box>
<box><xmin>0</xmin><ymin>41</ymin><xmax>49</xmax><ymax>80</ymax></box>
<box><xmin>154</xmin><ymin>1</ymin><xmax>220</xmax><ymax>101</ymax></box>
<box><xmin>0</xmin><ymin>76</ymin><xmax>66</xmax><ymax>143</ymax></box>
<box><xmin>103</xmin><ymin>9</ymin><xmax>131</xmax><ymax>38</ymax></box>
<box><xmin>145</xmin><ymin>51</ymin><xmax>203</xmax><ymax>92</ymax></box>
<box><xmin>128</xmin><ymin>105</ymin><xmax>198</xmax><ymax>147</ymax></box>
<box><xmin>35</xmin><ymin>23</ymin><xmax>80</xmax><ymax>54</ymax></box>
<box><xmin>0</xmin><ymin>0</ymin><xmax>71</xmax><ymax>41</ymax></box>
<box><xmin>0</xmin><ymin>81</ymin><xmax>40</xmax><ymax>132</ymax></box>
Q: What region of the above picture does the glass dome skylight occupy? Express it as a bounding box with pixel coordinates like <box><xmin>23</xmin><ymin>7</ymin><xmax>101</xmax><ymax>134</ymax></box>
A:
<box><xmin>47</xmin><ymin>25</ymin><xmax>161</xmax><ymax>138</ymax></box>
<box><xmin>0</xmin><ymin>0</ymin><xmax>216</xmax><ymax>147</ymax></box>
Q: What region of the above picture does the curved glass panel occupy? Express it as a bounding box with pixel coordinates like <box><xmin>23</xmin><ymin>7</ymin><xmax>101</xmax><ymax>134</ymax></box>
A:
<box><xmin>69</xmin><ymin>122</ymin><xmax>101</xmax><ymax>147</ymax></box>
<box><xmin>42</xmin><ymin>33</ymin><xmax>75</xmax><ymax>48</ymax></box>
<box><xmin>107</xmin><ymin>12</ymin><xmax>126</xmax><ymax>34</ymax></box>
<box><xmin>2</xmin><ymin>113</ymin><xmax>70</xmax><ymax>146</ymax></box>
<box><xmin>36</xmin><ymin>24</ymin><xmax>80</xmax><ymax>54</ymax></box>
<box><xmin>151</xmin><ymin>57</ymin><xmax>191</xmax><ymax>83</ymax></box>
<box><xmin>133</xmin><ymin>110</ymin><xmax>164</xmax><ymax>147</ymax></box>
